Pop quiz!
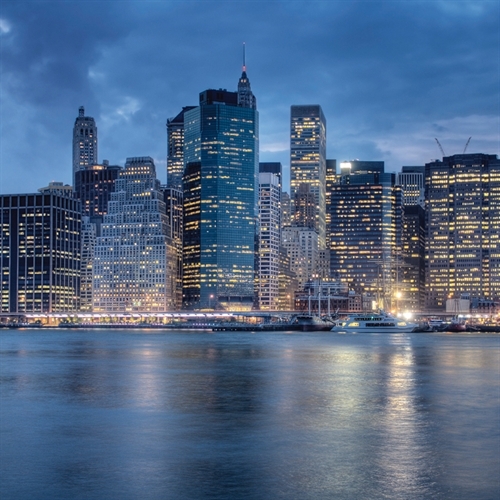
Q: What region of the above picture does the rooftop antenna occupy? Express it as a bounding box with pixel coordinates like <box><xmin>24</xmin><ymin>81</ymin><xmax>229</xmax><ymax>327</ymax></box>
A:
<box><xmin>242</xmin><ymin>42</ymin><xmax>246</xmax><ymax>72</ymax></box>
<box><xmin>463</xmin><ymin>137</ymin><xmax>471</xmax><ymax>153</ymax></box>
<box><xmin>435</xmin><ymin>138</ymin><xmax>445</xmax><ymax>157</ymax></box>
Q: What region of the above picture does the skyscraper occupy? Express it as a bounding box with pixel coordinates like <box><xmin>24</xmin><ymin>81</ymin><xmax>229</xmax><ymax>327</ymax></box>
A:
<box><xmin>425</xmin><ymin>153</ymin><xmax>500</xmax><ymax>310</ymax></box>
<box><xmin>290</xmin><ymin>105</ymin><xmax>327</xmax><ymax>248</ymax></box>
<box><xmin>182</xmin><ymin>68</ymin><xmax>259</xmax><ymax>311</ymax></box>
<box><xmin>72</xmin><ymin>106</ymin><xmax>98</xmax><ymax>186</ymax></box>
<box><xmin>93</xmin><ymin>157</ymin><xmax>176</xmax><ymax>312</ymax></box>
<box><xmin>329</xmin><ymin>161</ymin><xmax>403</xmax><ymax>310</ymax></box>
<box><xmin>1</xmin><ymin>190</ymin><xmax>81</xmax><ymax>313</ymax></box>
<box><xmin>166</xmin><ymin>106</ymin><xmax>196</xmax><ymax>190</ymax></box>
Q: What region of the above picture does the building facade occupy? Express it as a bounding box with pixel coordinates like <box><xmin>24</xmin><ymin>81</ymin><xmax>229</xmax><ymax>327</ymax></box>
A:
<box><xmin>166</xmin><ymin>106</ymin><xmax>196</xmax><ymax>190</ymax></box>
<box><xmin>182</xmin><ymin>71</ymin><xmax>259</xmax><ymax>311</ymax></box>
<box><xmin>72</xmin><ymin>106</ymin><xmax>98</xmax><ymax>186</ymax></box>
<box><xmin>425</xmin><ymin>153</ymin><xmax>500</xmax><ymax>310</ymax></box>
<box><xmin>258</xmin><ymin>172</ymin><xmax>281</xmax><ymax>310</ymax></box>
<box><xmin>1</xmin><ymin>191</ymin><xmax>81</xmax><ymax>313</ymax></box>
<box><xmin>93</xmin><ymin>157</ymin><xmax>176</xmax><ymax>312</ymax></box>
<box><xmin>329</xmin><ymin>162</ymin><xmax>403</xmax><ymax>311</ymax></box>
<box><xmin>290</xmin><ymin>105</ymin><xmax>327</xmax><ymax>248</ymax></box>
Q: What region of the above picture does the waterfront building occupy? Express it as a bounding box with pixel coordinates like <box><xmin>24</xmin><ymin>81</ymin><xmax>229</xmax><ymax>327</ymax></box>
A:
<box><xmin>258</xmin><ymin>171</ymin><xmax>281</xmax><ymax>310</ymax></box>
<box><xmin>163</xmin><ymin>186</ymin><xmax>184</xmax><ymax>310</ymax></box>
<box><xmin>166</xmin><ymin>106</ymin><xmax>196</xmax><ymax>190</ymax></box>
<box><xmin>0</xmin><ymin>191</ymin><xmax>81</xmax><ymax>313</ymax></box>
<box><xmin>80</xmin><ymin>216</ymin><xmax>97</xmax><ymax>312</ymax></box>
<box><xmin>425</xmin><ymin>153</ymin><xmax>500</xmax><ymax>310</ymax></box>
<box><xmin>73</xmin><ymin>106</ymin><xmax>98</xmax><ymax>187</ymax></box>
<box><xmin>74</xmin><ymin>161</ymin><xmax>122</xmax><ymax>218</ymax></box>
<box><xmin>290</xmin><ymin>105</ymin><xmax>327</xmax><ymax>248</ymax></box>
<box><xmin>294</xmin><ymin>280</ymin><xmax>361</xmax><ymax>314</ymax></box>
<box><xmin>329</xmin><ymin>161</ymin><xmax>403</xmax><ymax>310</ymax></box>
<box><xmin>278</xmin><ymin>246</ymin><xmax>299</xmax><ymax>310</ymax></box>
<box><xmin>282</xmin><ymin>226</ymin><xmax>319</xmax><ymax>288</ymax></box>
<box><xmin>93</xmin><ymin>157</ymin><xmax>176</xmax><ymax>312</ymax></box>
<box><xmin>182</xmin><ymin>69</ymin><xmax>259</xmax><ymax>311</ymax></box>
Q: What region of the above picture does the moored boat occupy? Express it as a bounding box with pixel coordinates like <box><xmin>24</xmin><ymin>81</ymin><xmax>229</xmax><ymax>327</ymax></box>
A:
<box><xmin>331</xmin><ymin>310</ymin><xmax>418</xmax><ymax>333</ymax></box>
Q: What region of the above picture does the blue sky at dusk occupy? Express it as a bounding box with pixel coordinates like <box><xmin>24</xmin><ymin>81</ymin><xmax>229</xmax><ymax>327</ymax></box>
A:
<box><xmin>0</xmin><ymin>0</ymin><xmax>499</xmax><ymax>193</ymax></box>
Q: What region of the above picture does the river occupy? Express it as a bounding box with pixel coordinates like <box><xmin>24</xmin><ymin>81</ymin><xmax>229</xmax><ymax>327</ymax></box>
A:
<box><xmin>1</xmin><ymin>329</ymin><xmax>498</xmax><ymax>499</ymax></box>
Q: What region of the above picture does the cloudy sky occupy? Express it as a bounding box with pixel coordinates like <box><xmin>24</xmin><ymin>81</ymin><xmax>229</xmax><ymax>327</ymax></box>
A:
<box><xmin>1</xmin><ymin>0</ymin><xmax>499</xmax><ymax>194</ymax></box>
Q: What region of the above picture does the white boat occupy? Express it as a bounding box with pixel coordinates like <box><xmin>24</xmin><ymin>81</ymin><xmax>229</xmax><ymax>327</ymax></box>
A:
<box><xmin>330</xmin><ymin>310</ymin><xmax>418</xmax><ymax>333</ymax></box>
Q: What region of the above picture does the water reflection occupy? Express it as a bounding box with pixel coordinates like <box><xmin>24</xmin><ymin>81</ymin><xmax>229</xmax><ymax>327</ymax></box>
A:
<box><xmin>0</xmin><ymin>330</ymin><xmax>498</xmax><ymax>499</ymax></box>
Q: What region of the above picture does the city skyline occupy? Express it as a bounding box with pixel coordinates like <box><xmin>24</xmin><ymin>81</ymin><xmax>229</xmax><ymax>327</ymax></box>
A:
<box><xmin>1</xmin><ymin>1</ymin><xmax>499</xmax><ymax>195</ymax></box>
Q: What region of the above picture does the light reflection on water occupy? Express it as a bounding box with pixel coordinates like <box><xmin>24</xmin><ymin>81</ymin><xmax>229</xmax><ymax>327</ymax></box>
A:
<box><xmin>0</xmin><ymin>330</ymin><xmax>499</xmax><ymax>500</ymax></box>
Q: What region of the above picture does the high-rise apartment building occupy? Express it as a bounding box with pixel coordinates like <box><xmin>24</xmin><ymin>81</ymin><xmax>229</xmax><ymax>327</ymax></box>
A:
<box><xmin>166</xmin><ymin>106</ymin><xmax>196</xmax><ymax>190</ymax></box>
<box><xmin>290</xmin><ymin>105</ymin><xmax>327</xmax><ymax>248</ymax></box>
<box><xmin>1</xmin><ymin>191</ymin><xmax>81</xmax><ymax>313</ymax></box>
<box><xmin>182</xmin><ymin>69</ymin><xmax>259</xmax><ymax>311</ymax></box>
<box><xmin>329</xmin><ymin>161</ymin><xmax>403</xmax><ymax>310</ymax></box>
<box><xmin>425</xmin><ymin>153</ymin><xmax>500</xmax><ymax>310</ymax></box>
<box><xmin>73</xmin><ymin>106</ymin><xmax>98</xmax><ymax>186</ymax></box>
<box><xmin>93</xmin><ymin>157</ymin><xmax>176</xmax><ymax>312</ymax></box>
<box><xmin>258</xmin><ymin>171</ymin><xmax>281</xmax><ymax>310</ymax></box>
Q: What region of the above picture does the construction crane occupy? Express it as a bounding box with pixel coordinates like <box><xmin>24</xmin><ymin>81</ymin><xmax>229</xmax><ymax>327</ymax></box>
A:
<box><xmin>435</xmin><ymin>138</ymin><xmax>445</xmax><ymax>157</ymax></box>
<box><xmin>463</xmin><ymin>137</ymin><xmax>471</xmax><ymax>153</ymax></box>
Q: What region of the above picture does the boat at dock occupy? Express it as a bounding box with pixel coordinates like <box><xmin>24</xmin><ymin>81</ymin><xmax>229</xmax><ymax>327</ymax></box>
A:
<box><xmin>330</xmin><ymin>311</ymin><xmax>418</xmax><ymax>333</ymax></box>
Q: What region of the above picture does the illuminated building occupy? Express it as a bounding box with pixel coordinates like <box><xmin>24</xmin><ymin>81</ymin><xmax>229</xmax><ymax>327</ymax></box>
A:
<box><xmin>166</xmin><ymin>106</ymin><xmax>196</xmax><ymax>190</ymax></box>
<box><xmin>182</xmin><ymin>67</ymin><xmax>259</xmax><ymax>311</ymax></box>
<box><xmin>163</xmin><ymin>187</ymin><xmax>184</xmax><ymax>309</ymax></box>
<box><xmin>329</xmin><ymin>161</ymin><xmax>403</xmax><ymax>310</ymax></box>
<box><xmin>72</xmin><ymin>106</ymin><xmax>98</xmax><ymax>186</ymax></box>
<box><xmin>258</xmin><ymin>171</ymin><xmax>281</xmax><ymax>310</ymax></box>
<box><xmin>290</xmin><ymin>105</ymin><xmax>327</xmax><ymax>248</ymax></box>
<box><xmin>93</xmin><ymin>157</ymin><xmax>176</xmax><ymax>312</ymax></box>
<box><xmin>425</xmin><ymin>153</ymin><xmax>500</xmax><ymax>310</ymax></box>
<box><xmin>397</xmin><ymin>166</ymin><xmax>425</xmax><ymax>207</ymax></box>
<box><xmin>282</xmin><ymin>226</ymin><xmax>319</xmax><ymax>288</ymax></box>
<box><xmin>0</xmin><ymin>191</ymin><xmax>81</xmax><ymax>313</ymax></box>
<box><xmin>80</xmin><ymin>216</ymin><xmax>96</xmax><ymax>311</ymax></box>
<box><xmin>325</xmin><ymin>159</ymin><xmax>337</xmax><ymax>248</ymax></box>
<box><xmin>74</xmin><ymin>161</ymin><xmax>122</xmax><ymax>217</ymax></box>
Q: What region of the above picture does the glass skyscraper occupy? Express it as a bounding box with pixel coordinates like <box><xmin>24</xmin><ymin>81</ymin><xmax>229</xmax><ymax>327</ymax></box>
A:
<box><xmin>182</xmin><ymin>71</ymin><xmax>259</xmax><ymax>311</ymax></box>
<box><xmin>290</xmin><ymin>105</ymin><xmax>327</xmax><ymax>248</ymax></box>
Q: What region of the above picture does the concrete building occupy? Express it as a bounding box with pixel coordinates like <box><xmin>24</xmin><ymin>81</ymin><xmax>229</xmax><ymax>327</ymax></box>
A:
<box><xmin>72</xmin><ymin>106</ymin><xmax>98</xmax><ymax>187</ymax></box>
<box><xmin>93</xmin><ymin>157</ymin><xmax>176</xmax><ymax>312</ymax></box>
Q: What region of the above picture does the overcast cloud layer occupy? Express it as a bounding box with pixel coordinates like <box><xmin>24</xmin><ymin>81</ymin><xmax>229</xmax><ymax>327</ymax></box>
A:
<box><xmin>1</xmin><ymin>0</ymin><xmax>499</xmax><ymax>194</ymax></box>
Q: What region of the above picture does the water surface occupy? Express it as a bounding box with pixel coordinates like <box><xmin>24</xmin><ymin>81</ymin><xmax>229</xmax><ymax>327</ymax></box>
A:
<box><xmin>1</xmin><ymin>329</ymin><xmax>499</xmax><ymax>499</ymax></box>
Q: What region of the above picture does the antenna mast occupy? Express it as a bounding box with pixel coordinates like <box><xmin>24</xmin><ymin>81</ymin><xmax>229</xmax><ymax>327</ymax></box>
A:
<box><xmin>242</xmin><ymin>42</ymin><xmax>246</xmax><ymax>71</ymax></box>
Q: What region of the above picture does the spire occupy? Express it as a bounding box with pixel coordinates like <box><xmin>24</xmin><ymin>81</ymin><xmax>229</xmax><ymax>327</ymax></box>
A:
<box><xmin>237</xmin><ymin>43</ymin><xmax>256</xmax><ymax>109</ymax></box>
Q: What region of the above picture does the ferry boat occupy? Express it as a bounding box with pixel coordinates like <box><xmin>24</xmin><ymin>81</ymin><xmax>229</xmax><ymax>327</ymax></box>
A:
<box><xmin>330</xmin><ymin>311</ymin><xmax>418</xmax><ymax>333</ymax></box>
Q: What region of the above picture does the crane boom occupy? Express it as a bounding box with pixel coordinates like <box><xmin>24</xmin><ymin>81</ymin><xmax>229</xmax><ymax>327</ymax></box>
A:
<box><xmin>435</xmin><ymin>138</ymin><xmax>445</xmax><ymax>157</ymax></box>
<box><xmin>463</xmin><ymin>137</ymin><xmax>471</xmax><ymax>153</ymax></box>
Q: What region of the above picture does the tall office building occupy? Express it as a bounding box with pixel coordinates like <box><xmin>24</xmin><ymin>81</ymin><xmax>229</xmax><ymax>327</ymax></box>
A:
<box><xmin>182</xmin><ymin>69</ymin><xmax>259</xmax><ymax>311</ymax></box>
<box><xmin>397</xmin><ymin>166</ymin><xmax>425</xmax><ymax>207</ymax></box>
<box><xmin>93</xmin><ymin>157</ymin><xmax>176</xmax><ymax>312</ymax></box>
<box><xmin>166</xmin><ymin>106</ymin><xmax>196</xmax><ymax>190</ymax></box>
<box><xmin>282</xmin><ymin>226</ymin><xmax>319</xmax><ymax>287</ymax></box>
<box><xmin>290</xmin><ymin>105</ymin><xmax>327</xmax><ymax>248</ymax></box>
<box><xmin>73</xmin><ymin>106</ymin><xmax>98</xmax><ymax>186</ymax></box>
<box><xmin>329</xmin><ymin>161</ymin><xmax>403</xmax><ymax>310</ymax></box>
<box><xmin>325</xmin><ymin>159</ymin><xmax>337</xmax><ymax>248</ymax></box>
<box><xmin>258</xmin><ymin>171</ymin><xmax>281</xmax><ymax>310</ymax></box>
<box><xmin>1</xmin><ymin>191</ymin><xmax>81</xmax><ymax>313</ymax></box>
<box><xmin>425</xmin><ymin>153</ymin><xmax>500</xmax><ymax>310</ymax></box>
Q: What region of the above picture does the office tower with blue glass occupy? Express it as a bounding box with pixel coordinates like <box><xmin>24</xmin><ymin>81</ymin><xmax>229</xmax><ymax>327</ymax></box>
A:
<box><xmin>182</xmin><ymin>67</ymin><xmax>259</xmax><ymax>311</ymax></box>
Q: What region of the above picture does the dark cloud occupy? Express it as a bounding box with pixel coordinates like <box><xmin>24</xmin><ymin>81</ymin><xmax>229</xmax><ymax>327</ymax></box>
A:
<box><xmin>0</xmin><ymin>0</ymin><xmax>498</xmax><ymax>193</ymax></box>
